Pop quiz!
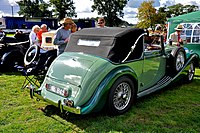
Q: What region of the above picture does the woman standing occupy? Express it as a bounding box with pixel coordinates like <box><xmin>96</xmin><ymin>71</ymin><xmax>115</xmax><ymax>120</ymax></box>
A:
<box><xmin>29</xmin><ymin>25</ymin><xmax>40</xmax><ymax>46</ymax></box>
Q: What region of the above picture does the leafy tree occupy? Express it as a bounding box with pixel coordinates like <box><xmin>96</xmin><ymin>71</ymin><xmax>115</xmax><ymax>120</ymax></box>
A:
<box><xmin>49</xmin><ymin>0</ymin><xmax>76</xmax><ymax>20</ymax></box>
<box><xmin>157</xmin><ymin>6</ymin><xmax>170</xmax><ymax>18</ymax></box>
<box><xmin>158</xmin><ymin>4</ymin><xmax>199</xmax><ymax>18</ymax></box>
<box><xmin>137</xmin><ymin>1</ymin><xmax>199</xmax><ymax>30</ymax></box>
<box><xmin>137</xmin><ymin>1</ymin><xmax>157</xmax><ymax>29</ymax></box>
<box><xmin>17</xmin><ymin>0</ymin><xmax>52</xmax><ymax>18</ymax></box>
<box><xmin>39</xmin><ymin>3</ymin><xmax>52</xmax><ymax>17</ymax></box>
<box><xmin>17</xmin><ymin>0</ymin><xmax>36</xmax><ymax>17</ymax></box>
<box><xmin>91</xmin><ymin>0</ymin><xmax>128</xmax><ymax>27</ymax></box>
<box><xmin>183</xmin><ymin>5</ymin><xmax>199</xmax><ymax>14</ymax></box>
<box><xmin>137</xmin><ymin>0</ymin><xmax>167</xmax><ymax>29</ymax></box>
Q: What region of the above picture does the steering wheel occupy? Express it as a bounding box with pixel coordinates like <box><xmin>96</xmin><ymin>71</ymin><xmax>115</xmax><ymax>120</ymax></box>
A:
<box><xmin>24</xmin><ymin>44</ymin><xmax>40</xmax><ymax>65</ymax></box>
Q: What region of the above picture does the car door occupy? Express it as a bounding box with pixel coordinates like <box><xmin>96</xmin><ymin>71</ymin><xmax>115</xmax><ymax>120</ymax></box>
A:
<box><xmin>138</xmin><ymin>35</ymin><xmax>166</xmax><ymax>92</ymax></box>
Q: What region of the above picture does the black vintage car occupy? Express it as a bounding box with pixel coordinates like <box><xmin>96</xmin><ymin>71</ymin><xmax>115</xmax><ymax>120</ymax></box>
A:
<box><xmin>0</xmin><ymin>33</ymin><xmax>30</xmax><ymax>71</ymax></box>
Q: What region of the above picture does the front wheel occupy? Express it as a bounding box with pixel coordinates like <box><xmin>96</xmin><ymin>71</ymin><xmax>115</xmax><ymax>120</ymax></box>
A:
<box><xmin>186</xmin><ymin>62</ymin><xmax>195</xmax><ymax>83</ymax></box>
<box><xmin>107</xmin><ymin>76</ymin><xmax>136</xmax><ymax>115</ymax></box>
<box><xmin>172</xmin><ymin>48</ymin><xmax>186</xmax><ymax>73</ymax></box>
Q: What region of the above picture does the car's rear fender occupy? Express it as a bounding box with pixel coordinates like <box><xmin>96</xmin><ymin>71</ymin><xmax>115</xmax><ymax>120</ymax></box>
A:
<box><xmin>81</xmin><ymin>66</ymin><xmax>138</xmax><ymax>114</ymax></box>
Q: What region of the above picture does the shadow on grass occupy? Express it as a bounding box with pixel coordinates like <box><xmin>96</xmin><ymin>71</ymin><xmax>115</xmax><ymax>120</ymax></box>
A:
<box><xmin>37</xmin><ymin>76</ymin><xmax>200</xmax><ymax>132</ymax></box>
<box><xmin>41</xmin><ymin>104</ymin><xmax>107</xmax><ymax>120</ymax></box>
<box><xmin>41</xmin><ymin>77</ymin><xmax>200</xmax><ymax>112</ymax></box>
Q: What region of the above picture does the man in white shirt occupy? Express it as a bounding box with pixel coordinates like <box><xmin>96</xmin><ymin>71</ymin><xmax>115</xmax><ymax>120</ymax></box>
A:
<box><xmin>169</xmin><ymin>24</ymin><xmax>187</xmax><ymax>46</ymax></box>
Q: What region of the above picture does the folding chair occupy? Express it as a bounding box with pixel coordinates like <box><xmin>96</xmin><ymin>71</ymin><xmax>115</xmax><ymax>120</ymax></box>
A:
<box><xmin>17</xmin><ymin>66</ymin><xmax>45</xmax><ymax>90</ymax></box>
<box><xmin>17</xmin><ymin>44</ymin><xmax>57</xmax><ymax>90</ymax></box>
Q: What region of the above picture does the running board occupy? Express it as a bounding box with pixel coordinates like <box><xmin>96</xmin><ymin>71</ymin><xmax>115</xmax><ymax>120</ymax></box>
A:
<box><xmin>137</xmin><ymin>76</ymin><xmax>172</xmax><ymax>98</ymax></box>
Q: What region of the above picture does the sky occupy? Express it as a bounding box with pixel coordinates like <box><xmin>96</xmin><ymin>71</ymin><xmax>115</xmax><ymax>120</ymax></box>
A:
<box><xmin>0</xmin><ymin>0</ymin><xmax>200</xmax><ymax>24</ymax></box>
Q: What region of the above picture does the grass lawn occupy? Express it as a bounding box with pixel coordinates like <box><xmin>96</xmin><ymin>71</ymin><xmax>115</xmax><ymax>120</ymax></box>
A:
<box><xmin>0</xmin><ymin>69</ymin><xmax>200</xmax><ymax>133</ymax></box>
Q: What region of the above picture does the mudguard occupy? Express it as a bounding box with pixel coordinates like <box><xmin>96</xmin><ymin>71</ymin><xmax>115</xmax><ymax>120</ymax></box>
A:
<box><xmin>81</xmin><ymin>66</ymin><xmax>138</xmax><ymax>114</ymax></box>
<box><xmin>0</xmin><ymin>50</ymin><xmax>24</xmax><ymax>70</ymax></box>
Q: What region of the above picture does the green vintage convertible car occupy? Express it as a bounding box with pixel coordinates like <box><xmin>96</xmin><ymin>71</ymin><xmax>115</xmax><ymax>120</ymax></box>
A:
<box><xmin>30</xmin><ymin>27</ymin><xmax>199</xmax><ymax>115</ymax></box>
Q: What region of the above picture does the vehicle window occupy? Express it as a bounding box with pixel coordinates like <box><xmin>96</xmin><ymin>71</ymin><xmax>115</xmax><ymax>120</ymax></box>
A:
<box><xmin>144</xmin><ymin>35</ymin><xmax>161</xmax><ymax>52</ymax></box>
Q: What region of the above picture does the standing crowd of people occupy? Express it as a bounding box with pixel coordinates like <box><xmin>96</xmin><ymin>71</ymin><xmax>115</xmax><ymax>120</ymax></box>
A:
<box><xmin>28</xmin><ymin>18</ymin><xmax>79</xmax><ymax>55</ymax></box>
<box><xmin>28</xmin><ymin>17</ymin><xmax>107</xmax><ymax>56</ymax></box>
<box><xmin>1</xmin><ymin>17</ymin><xmax>107</xmax><ymax>52</ymax></box>
<box><xmin>11</xmin><ymin>16</ymin><xmax>187</xmax><ymax>58</ymax></box>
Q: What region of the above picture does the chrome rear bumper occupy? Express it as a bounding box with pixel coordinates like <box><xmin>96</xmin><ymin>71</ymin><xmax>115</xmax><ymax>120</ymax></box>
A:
<box><xmin>30</xmin><ymin>89</ymin><xmax>81</xmax><ymax>114</ymax></box>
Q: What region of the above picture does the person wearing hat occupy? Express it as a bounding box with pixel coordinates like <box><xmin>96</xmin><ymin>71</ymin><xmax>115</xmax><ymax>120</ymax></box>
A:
<box><xmin>169</xmin><ymin>24</ymin><xmax>187</xmax><ymax>46</ymax></box>
<box><xmin>54</xmin><ymin>18</ymin><xmax>73</xmax><ymax>55</ymax></box>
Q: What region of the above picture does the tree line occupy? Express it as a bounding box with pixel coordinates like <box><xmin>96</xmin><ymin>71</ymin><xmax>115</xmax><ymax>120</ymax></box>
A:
<box><xmin>16</xmin><ymin>0</ymin><xmax>199</xmax><ymax>27</ymax></box>
<box><xmin>137</xmin><ymin>1</ymin><xmax>199</xmax><ymax>30</ymax></box>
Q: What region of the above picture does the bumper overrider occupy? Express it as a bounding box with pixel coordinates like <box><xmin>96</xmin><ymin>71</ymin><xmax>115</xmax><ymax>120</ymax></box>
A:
<box><xmin>30</xmin><ymin>88</ymin><xmax>81</xmax><ymax>114</ymax></box>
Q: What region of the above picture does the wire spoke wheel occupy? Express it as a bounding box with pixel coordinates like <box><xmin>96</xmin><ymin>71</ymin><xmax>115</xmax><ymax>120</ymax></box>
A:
<box><xmin>113</xmin><ymin>82</ymin><xmax>132</xmax><ymax>110</ymax></box>
<box><xmin>171</xmin><ymin>48</ymin><xmax>186</xmax><ymax>74</ymax></box>
<box><xmin>175</xmin><ymin>51</ymin><xmax>185</xmax><ymax>72</ymax></box>
<box><xmin>108</xmin><ymin>76</ymin><xmax>135</xmax><ymax>115</ymax></box>
<box><xmin>187</xmin><ymin>62</ymin><xmax>195</xmax><ymax>82</ymax></box>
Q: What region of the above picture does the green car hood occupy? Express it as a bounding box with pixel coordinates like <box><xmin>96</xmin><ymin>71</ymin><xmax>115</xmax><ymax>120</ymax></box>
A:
<box><xmin>47</xmin><ymin>52</ymin><xmax>98</xmax><ymax>86</ymax></box>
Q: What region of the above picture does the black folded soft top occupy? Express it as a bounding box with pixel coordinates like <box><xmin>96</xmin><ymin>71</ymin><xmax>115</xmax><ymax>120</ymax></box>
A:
<box><xmin>65</xmin><ymin>27</ymin><xmax>144</xmax><ymax>62</ymax></box>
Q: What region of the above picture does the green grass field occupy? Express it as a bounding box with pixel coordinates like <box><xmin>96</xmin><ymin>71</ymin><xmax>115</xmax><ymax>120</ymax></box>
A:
<box><xmin>0</xmin><ymin>69</ymin><xmax>200</xmax><ymax>133</ymax></box>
